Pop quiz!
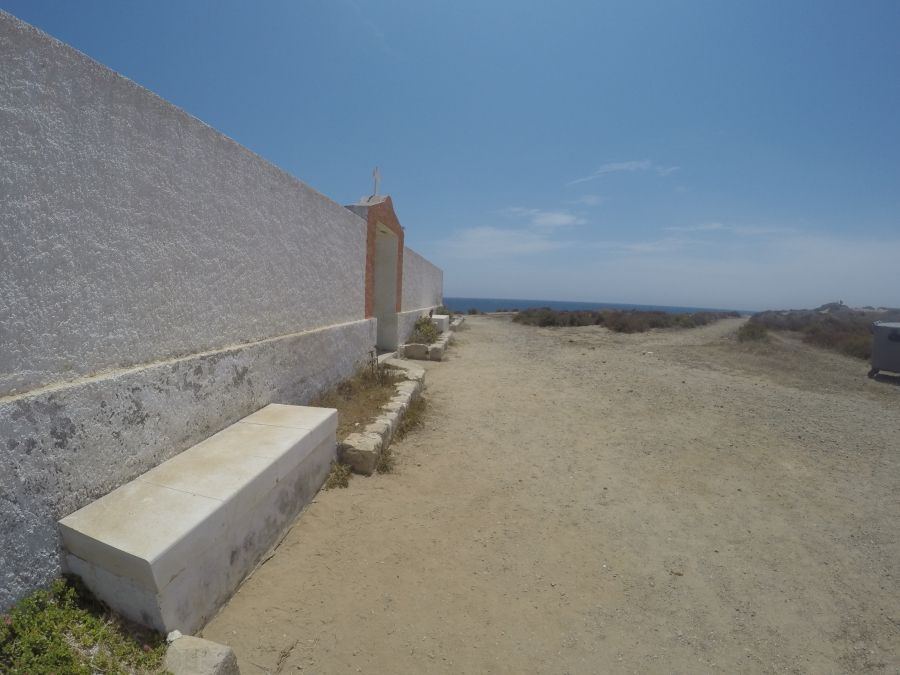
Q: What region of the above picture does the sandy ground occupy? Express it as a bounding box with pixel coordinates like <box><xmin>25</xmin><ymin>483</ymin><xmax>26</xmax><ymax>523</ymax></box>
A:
<box><xmin>203</xmin><ymin>316</ymin><xmax>900</xmax><ymax>674</ymax></box>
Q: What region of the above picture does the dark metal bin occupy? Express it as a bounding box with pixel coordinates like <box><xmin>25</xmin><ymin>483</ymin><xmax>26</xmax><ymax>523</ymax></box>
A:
<box><xmin>869</xmin><ymin>321</ymin><xmax>900</xmax><ymax>377</ymax></box>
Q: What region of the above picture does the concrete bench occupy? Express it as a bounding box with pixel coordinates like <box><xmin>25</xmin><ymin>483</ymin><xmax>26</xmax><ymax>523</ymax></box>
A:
<box><xmin>58</xmin><ymin>404</ymin><xmax>336</xmax><ymax>634</ymax></box>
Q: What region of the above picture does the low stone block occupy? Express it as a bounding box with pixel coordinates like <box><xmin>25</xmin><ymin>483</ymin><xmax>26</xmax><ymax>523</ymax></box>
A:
<box><xmin>339</xmin><ymin>432</ymin><xmax>382</xmax><ymax>475</ymax></box>
<box><xmin>428</xmin><ymin>343</ymin><xmax>445</xmax><ymax>361</ymax></box>
<box><xmin>401</xmin><ymin>343</ymin><xmax>429</xmax><ymax>360</ymax></box>
<box><xmin>365</xmin><ymin>419</ymin><xmax>390</xmax><ymax>437</ymax></box>
<box><xmin>384</xmin><ymin>399</ymin><xmax>407</xmax><ymax>415</ymax></box>
<box><xmin>165</xmin><ymin>636</ymin><xmax>240</xmax><ymax>675</ymax></box>
<box><xmin>378</xmin><ymin>411</ymin><xmax>400</xmax><ymax>437</ymax></box>
<box><xmin>384</xmin><ymin>358</ymin><xmax>426</xmax><ymax>381</ymax></box>
<box><xmin>396</xmin><ymin>381</ymin><xmax>419</xmax><ymax>395</ymax></box>
<box><xmin>431</xmin><ymin>314</ymin><xmax>450</xmax><ymax>333</ymax></box>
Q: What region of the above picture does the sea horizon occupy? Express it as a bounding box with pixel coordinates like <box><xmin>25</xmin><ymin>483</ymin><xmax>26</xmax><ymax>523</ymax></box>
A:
<box><xmin>444</xmin><ymin>296</ymin><xmax>751</xmax><ymax>315</ymax></box>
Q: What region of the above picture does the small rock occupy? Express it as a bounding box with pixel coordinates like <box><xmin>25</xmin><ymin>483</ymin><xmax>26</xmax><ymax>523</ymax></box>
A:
<box><xmin>165</xmin><ymin>636</ymin><xmax>240</xmax><ymax>675</ymax></box>
<box><xmin>166</xmin><ymin>629</ymin><xmax>183</xmax><ymax>644</ymax></box>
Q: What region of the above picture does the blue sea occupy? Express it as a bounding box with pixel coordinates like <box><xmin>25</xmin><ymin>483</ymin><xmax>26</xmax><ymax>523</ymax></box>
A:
<box><xmin>444</xmin><ymin>297</ymin><xmax>747</xmax><ymax>315</ymax></box>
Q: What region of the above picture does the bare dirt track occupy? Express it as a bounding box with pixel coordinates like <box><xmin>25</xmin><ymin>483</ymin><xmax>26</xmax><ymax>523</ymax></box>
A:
<box><xmin>202</xmin><ymin>315</ymin><xmax>900</xmax><ymax>674</ymax></box>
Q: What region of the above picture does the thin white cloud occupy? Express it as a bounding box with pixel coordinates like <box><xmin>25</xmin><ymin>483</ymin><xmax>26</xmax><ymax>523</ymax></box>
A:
<box><xmin>566</xmin><ymin>194</ymin><xmax>605</xmax><ymax>207</ymax></box>
<box><xmin>443</xmin><ymin>205</ymin><xmax>587</xmax><ymax>259</ymax></box>
<box><xmin>442</xmin><ymin>226</ymin><xmax>570</xmax><ymax>259</ymax></box>
<box><xmin>664</xmin><ymin>222</ymin><xmax>796</xmax><ymax>236</ymax></box>
<box><xmin>532</xmin><ymin>211</ymin><xmax>584</xmax><ymax>227</ymax></box>
<box><xmin>501</xmin><ymin>207</ymin><xmax>586</xmax><ymax>227</ymax></box>
<box><xmin>569</xmin><ymin>160</ymin><xmax>680</xmax><ymax>185</ymax></box>
<box><xmin>610</xmin><ymin>238</ymin><xmax>692</xmax><ymax>254</ymax></box>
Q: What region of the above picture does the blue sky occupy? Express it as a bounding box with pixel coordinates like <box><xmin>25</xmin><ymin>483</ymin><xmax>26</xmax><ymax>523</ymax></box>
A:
<box><xmin>4</xmin><ymin>1</ymin><xmax>899</xmax><ymax>310</ymax></box>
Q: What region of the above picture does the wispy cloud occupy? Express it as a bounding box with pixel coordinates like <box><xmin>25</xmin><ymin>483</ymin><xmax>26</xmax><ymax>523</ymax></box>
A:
<box><xmin>566</xmin><ymin>194</ymin><xmax>605</xmax><ymax>207</ymax></box>
<box><xmin>569</xmin><ymin>160</ymin><xmax>680</xmax><ymax>185</ymax></box>
<box><xmin>501</xmin><ymin>207</ymin><xmax>586</xmax><ymax>227</ymax></box>
<box><xmin>443</xmin><ymin>205</ymin><xmax>587</xmax><ymax>259</ymax></box>
<box><xmin>442</xmin><ymin>226</ymin><xmax>570</xmax><ymax>259</ymax></box>
<box><xmin>603</xmin><ymin>237</ymin><xmax>692</xmax><ymax>254</ymax></box>
<box><xmin>663</xmin><ymin>222</ymin><xmax>796</xmax><ymax>236</ymax></box>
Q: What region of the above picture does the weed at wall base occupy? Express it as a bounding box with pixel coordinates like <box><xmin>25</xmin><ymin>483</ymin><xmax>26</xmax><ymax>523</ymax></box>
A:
<box><xmin>375</xmin><ymin>446</ymin><xmax>395</xmax><ymax>474</ymax></box>
<box><xmin>396</xmin><ymin>396</ymin><xmax>427</xmax><ymax>440</ymax></box>
<box><xmin>407</xmin><ymin>316</ymin><xmax>439</xmax><ymax>345</ymax></box>
<box><xmin>325</xmin><ymin>462</ymin><xmax>352</xmax><ymax>489</ymax></box>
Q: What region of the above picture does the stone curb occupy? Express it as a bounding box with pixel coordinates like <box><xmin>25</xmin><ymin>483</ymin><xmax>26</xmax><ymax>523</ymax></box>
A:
<box><xmin>397</xmin><ymin>330</ymin><xmax>452</xmax><ymax>361</ymax></box>
<box><xmin>337</xmin><ymin>360</ymin><xmax>425</xmax><ymax>475</ymax></box>
<box><xmin>165</xmin><ymin>633</ymin><xmax>240</xmax><ymax>675</ymax></box>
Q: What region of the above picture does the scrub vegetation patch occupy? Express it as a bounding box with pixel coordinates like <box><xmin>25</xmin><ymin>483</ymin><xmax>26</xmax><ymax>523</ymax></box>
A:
<box><xmin>407</xmin><ymin>316</ymin><xmax>439</xmax><ymax>345</ymax></box>
<box><xmin>746</xmin><ymin>303</ymin><xmax>900</xmax><ymax>360</ymax></box>
<box><xmin>513</xmin><ymin>308</ymin><xmax>740</xmax><ymax>332</ymax></box>
<box><xmin>0</xmin><ymin>577</ymin><xmax>166</xmax><ymax>674</ymax></box>
<box><xmin>311</xmin><ymin>354</ymin><xmax>403</xmax><ymax>439</ymax></box>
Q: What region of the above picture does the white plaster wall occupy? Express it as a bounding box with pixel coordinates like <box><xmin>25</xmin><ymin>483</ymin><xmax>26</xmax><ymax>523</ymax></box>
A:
<box><xmin>0</xmin><ymin>11</ymin><xmax>367</xmax><ymax>397</ymax></box>
<box><xmin>0</xmin><ymin>11</ymin><xmax>380</xmax><ymax>610</ymax></box>
<box><xmin>402</xmin><ymin>247</ymin><xmax>443</xmax><ymax>312</ymax></box>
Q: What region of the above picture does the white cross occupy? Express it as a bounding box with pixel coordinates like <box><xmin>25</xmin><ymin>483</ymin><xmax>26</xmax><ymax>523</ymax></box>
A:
<box><xmin>372</xmin><ymin>166</ymin><xmax>381</xmax><ymax>196</ymax></box>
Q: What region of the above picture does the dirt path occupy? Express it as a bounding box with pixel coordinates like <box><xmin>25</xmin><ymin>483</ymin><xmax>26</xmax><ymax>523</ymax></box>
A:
<box><xmin>203</xmin><ymin>316</ymin><xmax>900</xmax><ymax>674</ymax></box>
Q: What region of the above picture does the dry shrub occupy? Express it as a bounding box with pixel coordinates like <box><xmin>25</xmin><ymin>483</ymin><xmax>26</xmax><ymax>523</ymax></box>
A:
<box><xmin>513</xmin><ymin>308</ymin><xmax>740</xmax><ymax>332</ymax></box>
<box><xmin>407</xmin><ymin>316</ymin><xmax>439</xmax><ymax>345</ymax></box>
<box><xmin>396</xmin><ymin>396</ymin><xmax>426</xmax><ymax>440</ymax></box>
<box><xmin>375</xmin><ymin>446</ymin><xmax>395</xmax><ymax>474</ymax></box>
<box><xmin>311</xmin><ymin>353</ymin><xmax>403</xmax><ymax>439</ymax></box>
<box><xmin>737</xmin><ymin>321</ymin><xmax>769</xmax><ymax>342</ymax></box>
<box><xmin>749</xmin><ymin>304</ymin><xmax>900</xmax><ymax>360</ymax></box>
<box><xmin>325</xmin><ymin>462</ymin><xmax>352</xmax><ymax>489</ymax></box>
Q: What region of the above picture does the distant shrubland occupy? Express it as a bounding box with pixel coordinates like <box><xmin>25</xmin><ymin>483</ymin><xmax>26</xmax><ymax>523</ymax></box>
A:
<box><xmin>736</xmin><ymin>321</ymin><xmax>770</xmax><ymax>342</ymax></box>
<box><xmin>513</xmin><ymin>308</ymin><xmax>740</xmax><ymax>333</ymax></box>
<box><xmin>743</xmin><ymin>302</ymin><xmax>900</xmax><ymax>360</ymax></box>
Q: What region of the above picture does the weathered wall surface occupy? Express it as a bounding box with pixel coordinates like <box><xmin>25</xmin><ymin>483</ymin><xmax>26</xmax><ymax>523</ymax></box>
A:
<box><xmin>0</xmin><ymin>12</ymin><xmax>380</xmax><ymax>609</ymax></box>
<box><xmin>401</xmin><ymin>247</ymin><xmax>443</xmax><ymax>312</ymax></box>
<box><xmin>0</xmin><ymin>319</ymin><xmax>375</xmax><ymax>610</ymax></box>
<box><xmin>0</xmin><ymin>11</ymin><xmax>366</xmax><ymax>396</ymax></box>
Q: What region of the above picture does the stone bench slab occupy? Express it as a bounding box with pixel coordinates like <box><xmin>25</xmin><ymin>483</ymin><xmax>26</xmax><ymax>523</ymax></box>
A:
<box><xmin>58</xmin><ymin>404</ymin><xmax>336</xmax><ymax>634</ymax></box>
